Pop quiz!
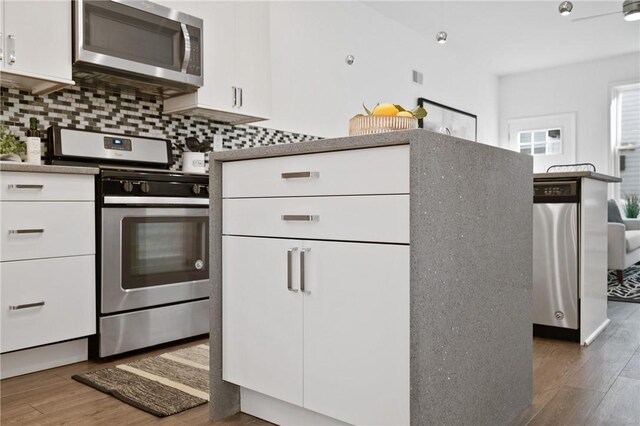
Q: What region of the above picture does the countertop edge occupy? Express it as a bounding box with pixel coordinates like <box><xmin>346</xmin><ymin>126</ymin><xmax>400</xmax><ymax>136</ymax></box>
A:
<box><xmin>534</xmin><ymin>171</ymin><xmax>621</xmax><ymax>183</ymax></box>
<box><xmin>0</xmin><ymin>163</ymin><xmax>100</xmax><ymax>175</ymax></box>
<box><xmin>210</xmin><ymin>129</ymin><xmax>417</xmax><ymax>162</ymax></box>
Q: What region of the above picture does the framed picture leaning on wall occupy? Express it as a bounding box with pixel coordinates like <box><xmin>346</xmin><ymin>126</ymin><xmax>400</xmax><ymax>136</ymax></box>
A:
<box><xmin>417</xmin><ymin>98</ymin><xmax>477</xmax><ymax>142</ymax></box>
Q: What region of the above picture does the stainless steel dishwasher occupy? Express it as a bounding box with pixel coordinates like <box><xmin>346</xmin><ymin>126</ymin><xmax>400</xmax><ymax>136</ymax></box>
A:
<box><xmin>532</xmin><ymin>180</ymin><xmax>580</xmax><ymax>341</ymax></box>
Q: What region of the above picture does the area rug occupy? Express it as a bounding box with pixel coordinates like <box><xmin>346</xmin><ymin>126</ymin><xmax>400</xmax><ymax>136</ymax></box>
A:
<box><xmin>608</xmin><ymin>264</ymin><xmax>640</xmax><ymax>303</ymax></box>
<box><xmin>72</xmin><ymin>344</ymin><xmax>209</xmax><ymax>417</ymax></box>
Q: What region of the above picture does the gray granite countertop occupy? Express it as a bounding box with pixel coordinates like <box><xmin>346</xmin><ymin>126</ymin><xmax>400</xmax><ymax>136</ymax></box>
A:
<box><xmin>0</xmin><ymin>162</ymin><xmax>99</xmax><ymax>175</ymax></box>
<box><xmin>534</xmin><ymin>171</ymin><xmax>621</xmax><ymax>183</ymax></box>
<box><xmin>210</xmin><ymin>129</ymin><xmax>416</xmax><ymax>162</ymax></box>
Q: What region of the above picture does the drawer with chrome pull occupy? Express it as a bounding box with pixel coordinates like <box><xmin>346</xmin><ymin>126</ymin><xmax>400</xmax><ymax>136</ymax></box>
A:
<box><xmin>223</xmin><ymin>195</ymin><xmax>409</xmax><ymax>244</ymax></box>
<box><xmin>1</xmin><ymin>202</ymin><xmax>95</xmax><ymax>261</ymax></box>
<box><xmin>222</xmin><ymin>145</ymin><xmax>409</xmax><ymax>198</ymax></box>
<box><xmin>0</xmin><ymin>172</ymin><xmax>94</xmax><ymax>201</ymax></box>
<box><xmin>0</xmin><ymin>255</ymin><xmax>96</xmax><ymax>353</ymax></box>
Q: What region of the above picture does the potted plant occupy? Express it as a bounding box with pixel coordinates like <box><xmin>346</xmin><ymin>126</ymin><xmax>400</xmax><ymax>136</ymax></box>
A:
<box><xmin>0</xmin><ymin>125</ymin><xmax>25</xmax><ymax>162</ymax></box>
<box><xmin>624</xmin><ymin>193</ymin><xmax>639</xmax><ymax>219</ymax></box>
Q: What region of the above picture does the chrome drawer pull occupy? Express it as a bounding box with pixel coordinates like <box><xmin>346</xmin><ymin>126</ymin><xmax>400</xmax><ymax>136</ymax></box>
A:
<box><xmin>281</xmin><ymin>215</ymin><xmax>319</xmax><ymax>222</ymax></box>
<box><xmin>9</xmin><ymin>228</ymin><xmax>45</xmax><ymax>234</ymax></box>
<box><xmin>281</xmin><ymin>171</ymin><xmax>319</xmax><ymax>179</ymax></box>
<box><xmin>287</xmin><ymin>248</ymin><xmax>298</xmax><ymax>292</ymax></box>
<box><xmin>300</xmin><ymin>248</ymin><xmax>310</xmax><ymax>294</ymax></box>
<box><xmin>9</xmin><ymin>301</ymin><xmax>45</xmax><ymax>310</ymax></box>
<box><xmin>8</xmin><ymin>184</ymin><xmax>44</xmax><ymax>189</ymax></box>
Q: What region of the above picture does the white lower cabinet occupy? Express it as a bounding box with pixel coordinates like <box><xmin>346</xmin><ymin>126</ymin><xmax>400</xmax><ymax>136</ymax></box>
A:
<box><xmin>0</xmin><ymin>171</ymin><xmax>96</xmax><ymax>378</ymax></box>
<box><xmin>0</xmin><ymin>255</ymin><xmax>96</xmax><ymax>353</ymax></box>
<box><xmin>222</xmin><ymin>235</ymin><xmax>410</xmax><ymax>425</ymax></box>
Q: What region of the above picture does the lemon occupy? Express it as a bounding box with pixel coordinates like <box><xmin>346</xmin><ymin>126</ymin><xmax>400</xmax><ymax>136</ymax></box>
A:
<box><xmin>396</xmin><ymin>111</ymin><xmax>414</xmax><ymax>118</ymax></box>
<box><xmin>372</xmin><ymin>103</ymin><xmax>399</xmax><ymax>116</ymax></box>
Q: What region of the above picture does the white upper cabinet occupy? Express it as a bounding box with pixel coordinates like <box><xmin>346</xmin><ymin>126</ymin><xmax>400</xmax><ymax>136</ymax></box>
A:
<box><xmin>163</xmin><ymin>1</ymin><xmax>271</xmax><ymax>124</ymax></box>
<box><xmin>0</xmin><ymin>0</ymin><xmax>74</xmax><ymax>95</ymax></box>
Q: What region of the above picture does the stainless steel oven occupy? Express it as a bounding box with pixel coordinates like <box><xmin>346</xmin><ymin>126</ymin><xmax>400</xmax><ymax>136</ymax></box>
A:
<box><xmin>47</xmin><ymin>127</ymin><xmax>211</xmax><ymax>358</ymax></box>
<box><xmin>101</xmin><ymin>206</ymin><xmax>209</xmax><ymax>314</ymax></box>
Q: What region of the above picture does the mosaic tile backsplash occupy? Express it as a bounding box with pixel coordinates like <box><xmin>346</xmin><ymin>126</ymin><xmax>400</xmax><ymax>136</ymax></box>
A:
<box><xmin>0</xmin><ymin>86</ymin><xmax>319</xmax><ymax>170</ymax></box>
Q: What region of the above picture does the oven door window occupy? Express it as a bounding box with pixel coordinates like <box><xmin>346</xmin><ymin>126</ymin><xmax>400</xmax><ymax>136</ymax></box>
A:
<box><xmin>121</xmin><ymin>216</ymin><xmax>208</xmax><ymax>289</ymax></box>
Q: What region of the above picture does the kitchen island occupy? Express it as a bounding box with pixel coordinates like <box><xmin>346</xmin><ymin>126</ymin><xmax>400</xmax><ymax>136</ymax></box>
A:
<box><xmin>209</xmin><ymin>129</ymin><xmax>533</xmax><ymax>425</ymax></box>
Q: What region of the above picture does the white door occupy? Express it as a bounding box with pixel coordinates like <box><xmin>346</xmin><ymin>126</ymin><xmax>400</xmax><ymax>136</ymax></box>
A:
<box><xmin>302</xmin><ymin>240</ymin><xmax>410</xmax><ymax>425</ymax></box>
<box><xmin>222</xmin><ymin>236</ymin><xmax>304</xmax><ymax>407</ymax></box>
<box><xmin>3</xmin><ymin>0</ymin><xmax>72</xmax><ymax>81</ymax></box>
<box><xmin>234</xmin><ymin>1</ymin><xmax>271</xmax><ymax>119</ymax></box>
<box><xmin>196</xmin><ymin>0</ymin><xmax>236</xmax><ymax>112</ymax></box>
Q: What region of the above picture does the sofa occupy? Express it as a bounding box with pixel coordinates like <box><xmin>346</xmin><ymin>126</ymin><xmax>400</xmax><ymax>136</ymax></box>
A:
<box><xmin>608</xmin><ymin>199</ymin><xmax>640</xmax><ymax>283</ymax></box>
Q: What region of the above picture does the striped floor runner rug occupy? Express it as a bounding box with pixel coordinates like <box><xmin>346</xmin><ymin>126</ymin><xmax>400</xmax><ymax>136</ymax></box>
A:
<box><xmin>72</xmin><ymin>344</ymin><xmax>209</xmax><ymax>417</ymax></box>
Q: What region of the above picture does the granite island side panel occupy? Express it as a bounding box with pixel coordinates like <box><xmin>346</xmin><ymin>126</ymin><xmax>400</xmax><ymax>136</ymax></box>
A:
<box><xmin>209</xmin><ymin>129</ymin><xmax>533</xmax><ymax>424</ymax></box>
<box><xmin>409</xmin><ymin>132</ymin><xmax>532</xmax><ymax>425</ymax></box>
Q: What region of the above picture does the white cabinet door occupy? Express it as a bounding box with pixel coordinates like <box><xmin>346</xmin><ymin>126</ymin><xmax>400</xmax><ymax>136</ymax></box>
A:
<box><xmin>234</xmin><ymin>1</ymin><xmax>271</xmax><ymax>119</ymax></box>
<box><xmin>0</xmin><ymin>255</ymin><xmax>96</xmax><ymax>353</ymax></box>
<box><xmin>302</xmin><ymin>240</ymin><xmax>410</xmax><ymax>425</ymax></box>
<box><xmin>163</xmin><ymin>1</ymin><xmax>270</xmax><ymax>123</ymax></box>
<box><xmin>196</xmin><ymin>0</ymin><xmax>236</xmax><ymax>113</ymax></box>
<box><xmin>222</xmin><ymin>236</ymin><xmax>304</xmax><ymax>407</ymax></box>
<box><xmin>2</xmin><ymin>0</ymin><xmax>72</xmax><ymax>82</ymax></box>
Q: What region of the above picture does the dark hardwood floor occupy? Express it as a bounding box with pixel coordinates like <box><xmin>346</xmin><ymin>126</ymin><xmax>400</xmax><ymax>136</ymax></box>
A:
<box><xmin>2</xmin><ymin>301</ymin><xmax>638</xmax><ymax>425</ymax></box>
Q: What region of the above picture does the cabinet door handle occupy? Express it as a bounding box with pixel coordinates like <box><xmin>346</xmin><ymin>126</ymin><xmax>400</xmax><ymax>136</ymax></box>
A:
<box><xmin>300</xmin><ymin>248</ymin><xmax>310</xmax><ymax>294</ymax></box>
<box><xmin>8</xmin><ymin>35</ymin><xmax>15</xmax><ymax>64</ymax></box>
<box><xmin>8</xmin><ymin>184</ymin><xmax>44</xmax><ymax>190</ymax></box>
<box><xmin>287</xmin><ymin>248</ymin><xmax>298</xmax><ymax>292</ymax></box>
<box><xmin>9</xmin><ymin>301</ymin><xmax>45</xmax><ymax>310</ymax></box>
<box><xmin>238</xmin><ymin>88</ymin><xmax>243</xmax><ymax>108</ymax></box>
<box><xmin>281</xmin><ymin>171</ymin><xmax>319</xmax><ymax>179</ymax></box>
<box><xmin>0</xmin><ymin>32</ymin><xmax>3</xmax><ymax>61</ymax></box>
<box><xmin>8</xmin><ymin>228</ymin><xmax>44</xmax><ymax>234</ymax></box>
<box><xmin>232</xmin><ymin>86</ymin><xmax>237</xmax><ymax>107</ymax></box>
<box><xmin>281</xmin><ymin>215</ymin><xmax>319</xmax><ymax>222</ymax></box>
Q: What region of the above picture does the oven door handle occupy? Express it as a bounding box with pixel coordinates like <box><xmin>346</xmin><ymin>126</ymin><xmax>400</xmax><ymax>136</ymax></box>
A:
<box><xmin>103</xmin><ymin>196</ymin><xmax>209</xmax><ymax>206</ymax></box>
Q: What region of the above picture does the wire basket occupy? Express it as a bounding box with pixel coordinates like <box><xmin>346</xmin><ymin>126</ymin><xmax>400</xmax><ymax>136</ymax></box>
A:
<box><xmin>349</xmin><ymin>115</ymin><xmax>418</xmax><ymax>136</ymax></box>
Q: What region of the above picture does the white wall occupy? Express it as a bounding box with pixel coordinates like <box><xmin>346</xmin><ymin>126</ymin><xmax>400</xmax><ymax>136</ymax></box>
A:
<box><xmin>258</xmin><ymin>1</ymin><xmax>499</xmax><ymax>145</ymax></box>
<box><xmin>499</xmin><ymin>52</ymin><xmax>640</xmax><ymax>174</ymax></box>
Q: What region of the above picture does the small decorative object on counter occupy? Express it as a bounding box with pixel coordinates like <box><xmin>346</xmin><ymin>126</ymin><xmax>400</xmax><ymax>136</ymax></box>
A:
<box><xmin>182</xmin><ymin>136</ymin><xmax>209</xmax><ymax>173</ymax></box>
<box><xmin>0</xmin><ymin>125</ymin><xmax>25</xmax><ymax>162</ymax></box>
<box><xmin>349</xmin><ymin>103</ymin><xmax>427</xmax><ymax>136</ymax></box>
<box><xmin>25</xmin><ymin>117</ymin><xmax>42</xmax><ymax>165</ymax></box>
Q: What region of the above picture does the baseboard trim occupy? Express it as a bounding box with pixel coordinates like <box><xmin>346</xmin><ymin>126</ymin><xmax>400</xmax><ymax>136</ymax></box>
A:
<box><xmin>240</xmin><ymin>387</ymin><xmax>349</xmax><ymax>426</ymax></box>
<box><xmin>583</xmin><ymin>318</ymin><xmax>611</xmax><ymax>346</ymax></box>
<box><xmin>1</xmin><ymin>338</ymin><xmax>88</xmax><ymax>379</ymax></box>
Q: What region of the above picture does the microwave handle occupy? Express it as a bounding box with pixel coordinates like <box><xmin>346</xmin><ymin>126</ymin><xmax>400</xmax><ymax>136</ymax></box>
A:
<box><xmin>180</xmin><ymin>23</ymin><xmax>191</xmax><ymax>73</ymax></box>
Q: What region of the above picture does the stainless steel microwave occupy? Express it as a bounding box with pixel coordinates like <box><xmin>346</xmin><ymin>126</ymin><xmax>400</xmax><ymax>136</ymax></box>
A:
<box><xmin>73</xmin><ymin>0</ymin><xmax>203</xmax><ymax>97</ymax></box>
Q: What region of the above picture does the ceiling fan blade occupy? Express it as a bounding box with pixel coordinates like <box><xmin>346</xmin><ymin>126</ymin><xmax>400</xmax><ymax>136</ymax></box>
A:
<box><xmin>571</xmin><ymin>11</ymin><xmax>621</xmax><ymax>22</ymax></box>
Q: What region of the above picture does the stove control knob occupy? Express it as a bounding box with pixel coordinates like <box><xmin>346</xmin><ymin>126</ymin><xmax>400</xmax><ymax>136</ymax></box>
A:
<box><xmin>140</xmin><ymin>181</ymin><xmax>150</xmax><ymax>193</ymax></box>
<box><xmin>192</xmin><ymin>184</ymin><xmax>202</xmax><ymax>195</ymax></box>
<box><xmin>122</xmin><ymin>181</ymin><xmax>134</xmax><ymax>193</ymax></box>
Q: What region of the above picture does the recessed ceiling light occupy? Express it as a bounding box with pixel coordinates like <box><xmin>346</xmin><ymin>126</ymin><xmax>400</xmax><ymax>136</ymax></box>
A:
<box><xmin>436</xmin><ymin>31</ymin><xmax>447</xmax><ymax>44</ymax></box>
<box><xmin>559</xmin><ymin>1</ymin><xmax>573</xmax><ymax>16</ymax></box>
<box><xmin>623</xmin><ymin>0</ymin><xmax>640</xmax><ymax>21</ymax></box>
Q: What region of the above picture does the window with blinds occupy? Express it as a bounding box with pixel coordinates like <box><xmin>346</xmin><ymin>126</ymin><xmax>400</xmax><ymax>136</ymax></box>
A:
<box><xmin>616</xmin><ymin>86</ymin><xmax>640</xmax><ymax>198</ymax></box>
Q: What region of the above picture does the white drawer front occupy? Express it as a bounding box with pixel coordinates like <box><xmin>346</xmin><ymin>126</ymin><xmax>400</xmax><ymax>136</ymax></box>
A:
<box><xmin>222</xmin><ymin>145</ymin><xmax>409</xmax><ymax>198</ymax></box>
<box><xmin>223</xmin><ymin>195</ymin><xmax>409</xmax><ymax>244</ymax></box>
<box><xmin>0</xmin><ymin>255</ymin><xmax>96</xmax><ymax>353</ymax></box>
<box><xmin>0</xmin><ymin>172</ymin><xmax>94</xmax><ymax>201</ymax></box>
<box><xmin>1</xmin><ymin>202</ymin><xmax>95</xmax><ymax>261</ymax></box>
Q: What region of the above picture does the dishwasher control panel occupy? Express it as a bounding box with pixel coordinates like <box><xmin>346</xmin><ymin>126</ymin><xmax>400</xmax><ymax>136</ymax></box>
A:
<box><xmin>533</xmin><ymin>180</ymin><xmax>579</xmax><ymax>203</ymax></box>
